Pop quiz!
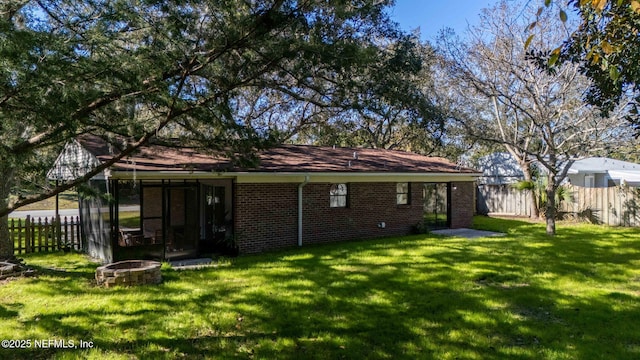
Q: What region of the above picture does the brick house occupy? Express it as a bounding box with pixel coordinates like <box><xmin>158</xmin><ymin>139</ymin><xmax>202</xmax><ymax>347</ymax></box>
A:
<box><xmin>49</xmin><ymin>135</ymin><xmax>480</xmax><ymax>263</ymax></box>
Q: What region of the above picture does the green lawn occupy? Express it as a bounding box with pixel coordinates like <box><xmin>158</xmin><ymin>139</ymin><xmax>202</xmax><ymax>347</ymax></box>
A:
<box><xmin>11</xmin><ymin>191</ymin><xmax>79</xmax><ymax>211</ymax></box>
<box><xmin>1</xmin><ymin>216</ymin><xmax>640</xmax><ymax>359</ymax></box>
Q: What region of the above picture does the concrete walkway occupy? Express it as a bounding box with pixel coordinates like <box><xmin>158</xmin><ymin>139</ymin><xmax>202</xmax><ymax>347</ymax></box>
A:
<box><xmin>431</xmin><ymin>228</ymin><xmax>504</xmax><ymax>239</ymax></box>
<box><xmin>169</xmin><ymin>258</ymin><xmax>214</xmax><ymax>270</ymax></box>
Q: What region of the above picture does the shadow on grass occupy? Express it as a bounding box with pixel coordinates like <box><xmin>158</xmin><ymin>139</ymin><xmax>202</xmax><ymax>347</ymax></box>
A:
<box><xmin>2</xmin><ymin>223</ymin><xmax>640</xmax><ymax>359</ymax></box>
<box><xmin>472</xmin><ymin>215</ymin><xmax>538</xmax><ymax>234</ymax></box>
<box><xmin>0</xmin><ymin>304</ymin><xmax>19</xmax><ymax>318</ymax></box>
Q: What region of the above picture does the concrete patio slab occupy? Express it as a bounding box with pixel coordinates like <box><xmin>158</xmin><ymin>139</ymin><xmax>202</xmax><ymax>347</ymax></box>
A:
<box><xmin>431</xmin><ymin>228</ymin><xmax>504</xmax><ymax>239</ymax></box>
<box><xmin>169</xmin><ymin>258</ymin><xmax>214</xmax><ymax>270</ymax></box>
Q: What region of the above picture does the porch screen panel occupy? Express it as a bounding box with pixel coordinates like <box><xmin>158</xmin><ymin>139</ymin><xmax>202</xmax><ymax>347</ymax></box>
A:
<box><xmin>79</xmin><ymin>179</ymin><xmax>112</xmax><ymax>262</ymax></box>
<box><xmin>166</xmin><ymin>186</ymin><xmax>199</xmax><ymax>256</ymax></box>
<box><xmin>142</xmin><ymin>187</ymin><xmax>163</xmax><ymax>244</ymax></box>
<box><xmin>116</xmin><ymin>181</ymin><xmax>142</xmax><ymax>247</ymax></box>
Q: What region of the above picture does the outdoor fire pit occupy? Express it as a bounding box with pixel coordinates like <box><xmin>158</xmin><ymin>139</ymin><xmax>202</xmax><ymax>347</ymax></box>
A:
<box><xmin>95</xmin><ymin>260</ymin><xmax>162</xmax><ymax>287</ymax></box>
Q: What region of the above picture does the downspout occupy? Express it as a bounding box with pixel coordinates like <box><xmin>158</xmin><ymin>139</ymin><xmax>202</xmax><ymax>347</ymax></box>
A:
<box><xmin>298</xmin><ymin>175</ymin><xmax>310</xmax><ymax>247</ymax></box>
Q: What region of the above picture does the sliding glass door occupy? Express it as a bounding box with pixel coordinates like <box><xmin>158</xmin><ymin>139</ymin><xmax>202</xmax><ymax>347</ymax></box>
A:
<box><xmin>424</xmin><ymin>183</ymin><xmax>450</xmax><ymax>229</ymax></box>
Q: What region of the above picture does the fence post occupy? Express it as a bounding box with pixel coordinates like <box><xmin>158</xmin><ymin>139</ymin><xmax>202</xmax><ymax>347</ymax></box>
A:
<box><xmin>75</xmin><ymin>216</ymin><xmax>81</xmax><ymax>250</ymax></box>
<box><xmin>45</xmin><ymin>217</ymin><xmax>51</xmax><ymax>252</ymax></box>
<box><xmin>56</xmin><ymin>214</ymin><xmax>62</xmax><ymax>251</ymax></box>
<box><xmin>10</xmin><ymin>219</ymin><xmax>17</xmax><ymax>255</ymax></box>
<box><xmin>63</xmin><ymin>217</ymin><xmax>69</xmax><ymax>249</ymax></box>
<box><xmin>25</xmin><ymin>215</ymin><xmax>31</xmax><ymax>253</ymax></box>
<box><xmin>48</xmin><ymin>217</ymin><xmax>54</xmax><ymax>252</ymax></box>
<box><xmin>37</xmin><ymin>217</ymin><xmax>43</xmax><ymax>252</ymax></box>
<box><xmin>68</xmin><ymin>216</ymin><xmax>74</xmax><ymax>250</ymax></box>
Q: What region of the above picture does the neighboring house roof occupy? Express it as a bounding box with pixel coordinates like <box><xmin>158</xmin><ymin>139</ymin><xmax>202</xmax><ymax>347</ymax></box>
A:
<box><xmin>568</xmin><ymin>157</ymin><xmax>640</xmax><ymax>174</ymax></box>
<box><xmin>49</xmin><ymin>134</ymin><xmax>480</xmax><ymax>182</ymax></box>
<box><xmin>476</xmin><ymin>152</ymin><xmax>640</xmax><ymax>186</ymax></box>
<box><xmin>569</xmin><ymin>157</ymin><xmax>640</xmax><ymax>186</ymax></box>
<box><xmin>474</xmin><ymin>152</ymin><xmax>525</xmax><ymax>185</ymax></box>
<box><xmin>47</xmin><ymin>138</ymin><xmax>104</xmax><ymax>181</ymax></box>
<box><xmin>608</xmin><ymin>170</ymin><xmax>640</xmax><ymax>186</ymax></box>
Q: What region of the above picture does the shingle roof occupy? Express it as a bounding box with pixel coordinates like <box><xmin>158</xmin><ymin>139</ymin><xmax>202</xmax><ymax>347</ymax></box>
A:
<box><xmin>569</xmin><ymin>157</ymin><xmax>640</xmax><ymax>173</ymax></box>
<box><xmin>78</xmin><ymin>134</ymin><xmax>478</xmax><ymax>174</ymax></box>
<box><xmin>475</xmin><ymin>152</ymin><xmax>525</xmax><ymax>184</ymax></box>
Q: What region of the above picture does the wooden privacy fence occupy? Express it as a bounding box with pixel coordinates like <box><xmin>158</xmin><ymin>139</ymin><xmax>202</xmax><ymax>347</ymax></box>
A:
<box><xmin>10</xmin><ymin>215</ymin><xmax>82</xmax><ymax>255</ymax></box>
<box><xmin>477</xmin><ymin>184</ymin><xmax>640</xmax><ymax>227</ymax></box>
<box><xmin>477</xmin><ymin>184</ymin><xmax>534</xmax><ymax>217</ymax></box>
<box><xmin>562</xmin><ymin>186</ymin><xmax>640</xmax><ymax>227</ymax></box>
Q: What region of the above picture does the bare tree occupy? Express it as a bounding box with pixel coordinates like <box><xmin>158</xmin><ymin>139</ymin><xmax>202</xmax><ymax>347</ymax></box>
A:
<box><xmin>438</xmin><ymin>0</ymin><xmax>632</xmax><ymax>235</ymax></box>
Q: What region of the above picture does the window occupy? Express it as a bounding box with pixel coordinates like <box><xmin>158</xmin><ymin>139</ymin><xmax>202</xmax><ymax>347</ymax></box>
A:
<box><xmin>330</xmin><ymin>183</ymin><xmax>348</xmax><ymax>208</ymax></box>
<box><xmin>585</xmin><ymin>175</ymin><xmax>595</xmax><ymax>188</ymax></box>
<box><xmin>397</xmin><ymin>182</ymin><xmax>410</xmax><ymax>205</ymax></box>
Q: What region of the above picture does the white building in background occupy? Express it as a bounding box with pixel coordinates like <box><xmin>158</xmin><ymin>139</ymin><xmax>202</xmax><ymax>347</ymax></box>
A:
<box><xmin>566</xmin><ymin>157</ymin><xmax>640</xmax><ymax>188</ymax></box>
<box><xmin>473</xmin><ymin>152</ymin><xmax>525</xmax><ymax>185</ymax></box>
<box><xmin>475</xmin><ymin>153</ymin><xmax>640</xmax><ymax>188</ymax></box>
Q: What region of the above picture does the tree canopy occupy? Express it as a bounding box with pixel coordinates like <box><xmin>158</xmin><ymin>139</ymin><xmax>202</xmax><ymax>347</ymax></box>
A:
<box><xmin>0</xmin><ymin>0</ymin><xmax>425</xmax><ymax>258</ymax></box>
<box><xmin>538</xmin><ymin>0</ymin><xmax>640</xmax><ymax>132</ymax></box>
<box><xmin>292</xmin><ymin>41</ymin><xmax>455</xmax><ymax>157</ymax></box>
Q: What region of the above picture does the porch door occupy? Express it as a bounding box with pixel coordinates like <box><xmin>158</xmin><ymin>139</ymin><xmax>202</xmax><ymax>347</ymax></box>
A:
<box><xmin>202</xmin><ymin>185</ymin><xmax>226</xmax><ymax>252</ymax></box>
<box><xmin>424</xmin><ymin>183</ymin><xmax>450</xmax><ymax>229</ymax></box>
<box><xmin>165</xmin><ymin>185</ymin><xmax>199</xmax><ymax>259</ymax></box>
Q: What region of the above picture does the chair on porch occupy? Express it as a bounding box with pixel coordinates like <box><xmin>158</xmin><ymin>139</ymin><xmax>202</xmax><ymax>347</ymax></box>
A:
<box><xmin>118</xmin><ymin>230</ymin><xmax>144</xmax><ymax>247</ymax></box>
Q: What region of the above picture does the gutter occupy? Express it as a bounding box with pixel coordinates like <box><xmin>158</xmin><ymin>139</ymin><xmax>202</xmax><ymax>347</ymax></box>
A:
<box><xmin>109</xmin><ymin>171</ymin><xmax>483</xmax><ymax>181</ymax></box>
<box><xmin>298</xmin><ymin>175</ymin><xmax>310</xmax><ymax>247</ymax></box>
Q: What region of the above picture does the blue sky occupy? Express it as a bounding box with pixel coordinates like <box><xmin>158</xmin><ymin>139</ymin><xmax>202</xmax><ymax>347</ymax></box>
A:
<box><xmin>388</xmin><ymin>0</ymin><xmax>500</xmax><ymax>41</ymax></box>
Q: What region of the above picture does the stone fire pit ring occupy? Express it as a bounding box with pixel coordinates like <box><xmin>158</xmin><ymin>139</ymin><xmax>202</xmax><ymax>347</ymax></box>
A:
<box><xmin>96</xmin><ymin>260</ymin><xmax>162</xmax><ymax>287</ymax></box>
<box><xmin>0</xmin><ymin>262</ymin><xmax>19</xmax><ymax>280</ymax></box>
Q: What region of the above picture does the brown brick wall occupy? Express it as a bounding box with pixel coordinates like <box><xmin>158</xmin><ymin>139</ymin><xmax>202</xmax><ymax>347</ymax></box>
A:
<box><xmin>450</xmin><ymin>181</ymin><xmax>475</xmax><ymax>228</ymax></box>
<box><xmin>302</xmin><ymin>182</ymin><xmax>424</xmax><ymax>245</ymax></box>
<box><xmin>234</xmin><ymin>183</ymin><xmax>298</xmax><ymax>253</ymax></box>
<box><xmin>234</xmin><ymin>182</ymin><xmax>426</xmax><ymax>253</ymax></box>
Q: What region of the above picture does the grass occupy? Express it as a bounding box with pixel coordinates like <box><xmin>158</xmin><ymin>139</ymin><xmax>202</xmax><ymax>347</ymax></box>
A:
<box><xmin>1</xmin><ymin>216</ymin><xmax>640</xmax><ymax>359</ymax></box>
<box><xmin>117</xmin><ymin>211</ymin><xmax>141</xmax><ymax>228</ymax></box>
<box><xmin>11</xmin><ymin>192</ymin><xmax>79</xmax><ymax>211</ymax></box>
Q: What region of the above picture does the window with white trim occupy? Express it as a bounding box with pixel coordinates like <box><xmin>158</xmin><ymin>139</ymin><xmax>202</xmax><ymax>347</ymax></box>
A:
<box><xmin>396</xmin><ymin>182</ymin><xmax>410</xmax><ymax>205</ymax></box>
<box><xmin>330</xmin><ymin>183</ymin><xmax>348</xmax><ymax>208</ymax></box>
<box><xmin>585</xmin><ymin>175</ymin><xmax>595</xmax><ymax>188</ymax></box>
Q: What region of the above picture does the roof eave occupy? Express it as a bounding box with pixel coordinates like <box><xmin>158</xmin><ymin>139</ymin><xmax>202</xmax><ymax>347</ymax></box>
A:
<box><xmin>109</xmin><ymin>170</ymin><xmax>482</xmax><ymax>183</ymax></box>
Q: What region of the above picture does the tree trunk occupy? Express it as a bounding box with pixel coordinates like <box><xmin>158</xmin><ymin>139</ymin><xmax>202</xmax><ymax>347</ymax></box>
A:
<box><xmin>521</xmin><ymin>161</ymin><xmax>540</xmax><ymax>218</ymax></box>
<box><xmin>0</xmin><ymin>214</ymin><xmax>11</xmax><ymax>260</ymax></box>
<box><xmin>0</xmin><ymin>171</ymin><xmax>14</xmax><ymax>260</ymax></box>
<box><xmin>545</xmin><ymin>174</ymin><xmax>557</xmax><ymax>236</ymax></box>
